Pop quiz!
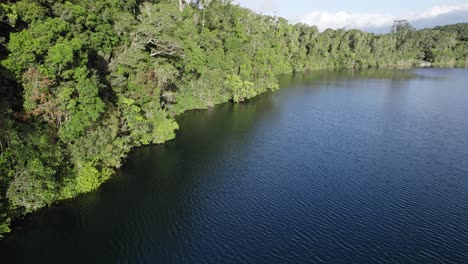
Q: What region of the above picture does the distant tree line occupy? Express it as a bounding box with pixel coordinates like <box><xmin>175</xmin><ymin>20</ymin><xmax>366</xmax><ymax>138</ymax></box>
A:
<box><xmin>0</xmin><ymin>0</ymin><xmax>467</xmax><ymax>237</ymax></box>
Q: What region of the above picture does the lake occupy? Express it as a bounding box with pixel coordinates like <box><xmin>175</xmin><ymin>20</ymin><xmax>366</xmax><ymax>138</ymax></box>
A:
<box><xmin>1</xmin><ymin>69</ymin><xmax>467</xmax><ymax>263</ymax></box>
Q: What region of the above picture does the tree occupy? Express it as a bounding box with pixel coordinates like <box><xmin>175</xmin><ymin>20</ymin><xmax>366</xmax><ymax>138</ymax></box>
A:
<box><xmin>224</xmin><ymin>74</ymin><xmax>255</xmax><ymax>102</ymax></box>
<box><xmin>392</xmin><ymin>20</ymin><xmax>415</xmax><ymax>34</ymax></box>
<box><xmin>0</xmin><ymin>0</ymin><xmax>467</xmax><ymax>238</ymax></box>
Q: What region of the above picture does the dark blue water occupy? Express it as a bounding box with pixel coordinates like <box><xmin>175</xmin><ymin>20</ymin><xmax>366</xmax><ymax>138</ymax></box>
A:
<box><xmin>1</xmin><ymin>69</ymin><xmax>467</xmax><ymax>263</ymax></box>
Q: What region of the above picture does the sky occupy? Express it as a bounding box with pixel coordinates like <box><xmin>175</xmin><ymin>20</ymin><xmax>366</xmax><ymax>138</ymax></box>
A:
<box><xmin>233</xmin><ymin>0</ymin><xmax>468</xmax><ymax>32</ymax></box>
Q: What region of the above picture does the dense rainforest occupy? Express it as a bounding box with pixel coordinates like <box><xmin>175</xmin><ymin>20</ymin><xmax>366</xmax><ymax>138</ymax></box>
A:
<box><xmin>0</xmin><ymin>0</ymin><xmax>467</xmax><ymax>238</ymax></box>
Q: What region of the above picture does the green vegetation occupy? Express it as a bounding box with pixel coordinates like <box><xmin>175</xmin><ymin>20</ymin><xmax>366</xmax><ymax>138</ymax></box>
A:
<box><xmin>0</xmin><ymin>0</ymin><xmax>467</xmax><ymax>238</ymax></box>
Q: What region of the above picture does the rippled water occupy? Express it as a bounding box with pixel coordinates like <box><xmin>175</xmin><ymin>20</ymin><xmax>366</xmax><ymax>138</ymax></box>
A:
<box><xmin>1</xmin><ymin>69</ymin><xmax>468</xmax><ymax>263</ymax></box>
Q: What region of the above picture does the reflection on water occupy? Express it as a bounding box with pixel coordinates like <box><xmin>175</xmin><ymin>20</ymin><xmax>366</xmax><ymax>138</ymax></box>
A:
<box><xmin>1</xmin><ymin>68</ymin><xmax>467</xmax><ymax>263</ymax></box>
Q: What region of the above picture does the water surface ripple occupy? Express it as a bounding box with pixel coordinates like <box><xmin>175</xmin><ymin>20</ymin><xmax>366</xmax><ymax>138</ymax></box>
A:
<box><xmin>1</xmin><ymin>69</ymin><xmax>467</xmax><ymax>263</ymax></box>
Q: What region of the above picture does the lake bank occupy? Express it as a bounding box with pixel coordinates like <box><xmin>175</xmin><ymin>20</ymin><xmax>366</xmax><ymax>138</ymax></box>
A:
<box><xmin>1</xmin><ymin>68</ymin><xmax>467</xmax><ymax>263</ymax></box>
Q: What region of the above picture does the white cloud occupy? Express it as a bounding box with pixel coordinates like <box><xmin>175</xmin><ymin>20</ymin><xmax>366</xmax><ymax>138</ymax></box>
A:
<box><xmin>299</xmin><ymin>3</ymin><xmax>468</xmax><ymax>32</ymax></box>
<box><xmin>300</xmin><ymin>11</ymin><xmax>394</xmax><ymax>32</ymax></box>
<box><xmin>414</xmin><ymin>3</ymin><xmax>468</xmax><ymax>19</ymax></box>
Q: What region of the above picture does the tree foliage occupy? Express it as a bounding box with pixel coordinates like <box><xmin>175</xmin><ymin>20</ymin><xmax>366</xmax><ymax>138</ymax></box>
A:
<box><xmin>0</xmin><ymin>0</ymin><xmax>467</xmax><ymax>238</ymax></box>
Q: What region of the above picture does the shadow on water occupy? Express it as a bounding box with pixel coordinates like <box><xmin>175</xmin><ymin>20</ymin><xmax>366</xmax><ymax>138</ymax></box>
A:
<box><xmin>0</xmin><ymin>90</ymin><xmax>280</xmax><ymax>263</ymax></box>
<box><xmin>278</xmin><ymin>68</ymin><xmax>418</xmax><ymax>87</ymax></box>
<box><xmin>1</xmin><ymin>68</ymin><xmax>467</xmax><ymax>263</ymax></box>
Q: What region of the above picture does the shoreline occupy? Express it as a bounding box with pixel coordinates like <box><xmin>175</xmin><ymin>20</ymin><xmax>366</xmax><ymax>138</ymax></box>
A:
<box><xmin>2</xmin><ymin>66</ymin><xmax>467</xmax><ymax>240</ymax></box>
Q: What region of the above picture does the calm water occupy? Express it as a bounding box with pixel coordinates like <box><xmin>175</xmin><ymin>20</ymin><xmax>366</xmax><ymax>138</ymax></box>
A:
<box><xmin>1</xmin><ymin>69</ymin><xmax>468</xmax><ymax>263</ymax></box>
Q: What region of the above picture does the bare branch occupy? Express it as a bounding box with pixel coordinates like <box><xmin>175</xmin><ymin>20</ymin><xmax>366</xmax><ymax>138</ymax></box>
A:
<box><xmin>145</xmin><ymin>38</ymin><xmax>183</xmax><ymax>57</ymax></box>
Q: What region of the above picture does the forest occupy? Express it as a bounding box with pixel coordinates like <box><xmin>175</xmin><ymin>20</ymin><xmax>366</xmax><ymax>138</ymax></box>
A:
<box><xmin>0</xmin><ymin>0</ymin><xmax>467</xmax><ymax>237</ymax></box>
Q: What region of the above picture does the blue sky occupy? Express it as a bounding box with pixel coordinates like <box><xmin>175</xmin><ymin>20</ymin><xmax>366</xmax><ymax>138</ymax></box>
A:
<box><xmin>233</xmin><ymin>0</ymin><xmax>468</xmax><ymax>32</ymax></box>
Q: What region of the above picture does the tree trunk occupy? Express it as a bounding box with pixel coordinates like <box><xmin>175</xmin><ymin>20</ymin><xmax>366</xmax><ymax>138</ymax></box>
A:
<box><xmin>178</xmin><ymin>0</ymin><xmax>185</xmax><ymax>12</ymax></box>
